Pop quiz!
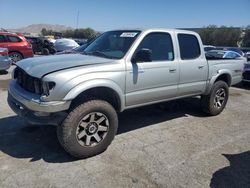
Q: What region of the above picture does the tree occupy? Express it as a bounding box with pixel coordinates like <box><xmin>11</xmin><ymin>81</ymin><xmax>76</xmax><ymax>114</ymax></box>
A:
<box><xmin>242</xmin><ymin>29</ymin><xmax>250</xmax><ymax>47</ymax></box>
<box><xmin>41</xmin><ymin>28</ymin><xmax>47</xmax><ymax>36</ymax></box>
<box><xmin>60</xmin><ymin>28</ymin><xmax>99</xmax><ymax>40</ymax></box>
<box><xmin>197</xmin><ymin>25</ymin><xmax>241</xmax><ymax>47</ymax></box>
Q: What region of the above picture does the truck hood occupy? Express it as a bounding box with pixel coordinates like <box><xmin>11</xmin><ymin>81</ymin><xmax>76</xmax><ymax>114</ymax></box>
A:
<box><xmin>16</xmin><ymin>54</ymin><xmax>112</xmax><ymax>78</ymax></box>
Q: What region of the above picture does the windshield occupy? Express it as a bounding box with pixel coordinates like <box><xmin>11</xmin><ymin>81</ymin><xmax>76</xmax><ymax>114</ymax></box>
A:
<box><xmin>84</xmin><ymin>30</ymin><xmax>141</xmax><ymax>59</ymax></box>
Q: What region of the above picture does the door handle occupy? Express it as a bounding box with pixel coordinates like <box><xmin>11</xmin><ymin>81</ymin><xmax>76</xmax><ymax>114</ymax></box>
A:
<box><xmin>129</xmin><ymin>70</ymin><xmax>145</xmax><ymax>74</ymax></box>
<box><xmin>198</xmin><ymin>66</ymin><xmax>205</xmax><ymax>69</ymax></box>
<box><xmin>169</xmin><ymin>69</ymin><xmax>176</xmax><ymax>73</ymax></box>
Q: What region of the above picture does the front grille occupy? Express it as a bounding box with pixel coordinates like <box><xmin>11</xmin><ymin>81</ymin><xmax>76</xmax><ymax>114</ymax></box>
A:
<box><xmin>243</xmin><ymin>71</ymin><xmax>250</xmax><ymax>80</ymax></box>
<box><xmin>14</xmin><ymin>67</ymin><xmax>42</xmax><ymax>94</ymax></box>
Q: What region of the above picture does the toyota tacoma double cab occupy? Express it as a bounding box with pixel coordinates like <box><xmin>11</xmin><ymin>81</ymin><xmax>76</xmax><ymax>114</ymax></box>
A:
<box><xmin>8</xmin><ymin>29</ymin><xmax>245</xmax><ymax>158</ymax></box>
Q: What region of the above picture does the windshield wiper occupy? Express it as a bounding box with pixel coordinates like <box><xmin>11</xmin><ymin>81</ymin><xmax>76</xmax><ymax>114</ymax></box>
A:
<box><xmin>86</xmin><ymin>51</ymin><xmax>117</xmax><ymax>59</ymax></box>
<box><xmin>80</xmin><ymin>51</ymin><xmax>89</xmax><ymax>55</ymax></box>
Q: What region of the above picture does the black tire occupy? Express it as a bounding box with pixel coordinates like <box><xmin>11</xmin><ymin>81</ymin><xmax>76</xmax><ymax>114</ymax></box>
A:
<box><xmin>42</xmin><ymin>48</ymin><xmax>49</xmax><ymax>55</ymax></box>
<box><xmin>9</xmin><ymin>52</ymin><xmax>23</xmax><ymax>63</ymax></box>
<box><xmin>57</xmin><ymin>100</ymin><xmax>118</xmax><ymax>158</ymax></box>
<box><xmin>49</xmin><ymin>47</ymin><xmax>57</xmax><ymax>54</ymax></box>
<box><xmin>201</xmin><ymin>81</ymin><xmax>229</xmax><ymax>116</ymax></box>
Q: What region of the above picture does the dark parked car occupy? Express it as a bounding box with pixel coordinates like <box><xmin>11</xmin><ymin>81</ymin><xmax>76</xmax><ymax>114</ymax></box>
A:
<box><xmin>245</xmin><ymin>52</ymin><xmax>250</xmax><ymax>62</ymax></box>
<box><xmin>242</xmin><ymin>62</ymin><xmax>250</xmax><ymax>83</ymax></box>
<box><xmin>25</xmin><ymin>36</ymin><xmax>56</xmax><ymax>55</ymax></box>
<box><xmin>204</xmin><ymin>45</ymin><xmax>216</xmax><ymax>52</ymax></box>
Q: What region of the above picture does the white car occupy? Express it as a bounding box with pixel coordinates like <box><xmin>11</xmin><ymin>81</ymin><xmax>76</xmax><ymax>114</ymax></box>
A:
<box><xmin>206</xmin><ymin>50</ymin><xmax>245</xmax><ymax>60</ymax></box>
<box><xmin>0</xmin><ymin>48</ymin><xmax>11</xmax><ymax>71</ymax></box>
<box><xmin>54</xmin><ymin>38</ymin><xmax>79</xmax><ymax>52</ymax></box>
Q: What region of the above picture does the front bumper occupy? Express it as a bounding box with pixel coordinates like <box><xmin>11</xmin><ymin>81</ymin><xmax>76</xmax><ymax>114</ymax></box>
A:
<box><xmin>8</xmin><ymin>80</ymin><xmax>71</xmax><ymax>112</ymax></box>
<box><xmin>8</xmin><ymin>80</ymin><xmax>71</xmax><ymax>125</ymax></box>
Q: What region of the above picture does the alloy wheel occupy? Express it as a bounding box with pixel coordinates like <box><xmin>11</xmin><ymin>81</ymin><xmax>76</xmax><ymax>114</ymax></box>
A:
<box><xmin>213</xmin><ymin>88</ymin><xmax>226</xmax><ymax>109</ymax></box>
<box><xmin>76</xmin><ymin>112</ymin><xmax>109</xmax><ymax>147</ymax></box>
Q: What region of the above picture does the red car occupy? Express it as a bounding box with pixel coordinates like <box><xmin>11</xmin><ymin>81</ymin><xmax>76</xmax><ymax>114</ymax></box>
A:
<box><xmin>0</xmin><ymin>32</ymin><xmax>33</xmax><ymax>62</ymax></box>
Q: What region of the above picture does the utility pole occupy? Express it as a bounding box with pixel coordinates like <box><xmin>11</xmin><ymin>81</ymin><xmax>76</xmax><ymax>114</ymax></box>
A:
<box><xmin>76</xmin><ymin>10</ymin><xmax>79</xmax><ymax>29</ymax></box>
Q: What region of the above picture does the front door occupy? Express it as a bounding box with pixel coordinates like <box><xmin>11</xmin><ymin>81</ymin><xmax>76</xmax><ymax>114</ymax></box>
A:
<box><xmin>125</xmin><ymin>32</ymin><xmax>179</xmax><ymax>107</ymax></box>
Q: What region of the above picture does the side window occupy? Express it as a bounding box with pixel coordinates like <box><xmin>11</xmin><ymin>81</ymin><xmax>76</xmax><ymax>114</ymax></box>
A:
<box><xmin>178</xmin><ymin>34</ymin><xmax>201</xmax><ymax>60</ymax></box>
<box><xmin>0</xmin><ymin>35</ymin><xmax>6</xmax><ymax>43</ymax></box>
<box><xmin>135</xmin><ymin>32</ymin><xmax>174</xmax><ymax>61</ymax></box>
<box><xmin>227</xmin><ymin>52</ymin><xmax>235</xmax><ymax>58</ymax></box>
<box><xmin>7</xmin><ymin>36</ymin><xmax>22</xmax><ymax>42</ymax></box>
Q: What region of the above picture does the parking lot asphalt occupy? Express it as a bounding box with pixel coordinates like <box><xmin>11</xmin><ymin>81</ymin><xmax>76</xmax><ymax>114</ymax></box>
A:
<box><xmin>0</xmin><ymin>66</ymin><xmax>250</xmax><ymax>188</ymax></box>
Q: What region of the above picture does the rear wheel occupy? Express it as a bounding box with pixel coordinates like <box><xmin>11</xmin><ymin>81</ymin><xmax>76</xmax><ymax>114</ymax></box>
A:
<box><xmin>49</xmin><ymin>47</ymin><xmax>57</xmax><ymax>54</ymax></box>
<box><xmin>57</xmin><ymin>99</ymin><xmax>118</xmax><ymax>158</ymax></box>
<box><xmin>9</xmin><ymin>52</ymin><xmax>23</xmax><ymax>63</ymax></box>
<box><xmin>42</xmin><ymin>48</ymin><xmax>49</xmax><ymax>55</ymax></box>
<box><xmin>201</xmin><ymin>81</ymin><xmax>229</xmax><ymax>116</ymax></box>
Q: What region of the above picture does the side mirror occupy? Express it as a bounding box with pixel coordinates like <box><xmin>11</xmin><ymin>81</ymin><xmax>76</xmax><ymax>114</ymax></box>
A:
<box><xmin>132</xmin><ymin>48</ymin><xmax>152</xmax><ymax>63</ymax></box>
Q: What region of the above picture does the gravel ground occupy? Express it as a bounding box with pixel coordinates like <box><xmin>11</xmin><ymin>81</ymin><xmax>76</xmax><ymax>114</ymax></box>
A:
<box><xmin>0</xmin><ymin>66</ymin><xmax>250</xmax><ymax>188</ymax></box>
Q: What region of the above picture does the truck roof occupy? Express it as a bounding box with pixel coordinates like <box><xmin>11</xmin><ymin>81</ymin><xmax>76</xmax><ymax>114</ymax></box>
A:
<box><xmin>110</xmin><ymin>28</ymin><xmax>198</xmax><ymax>35</ymax></box>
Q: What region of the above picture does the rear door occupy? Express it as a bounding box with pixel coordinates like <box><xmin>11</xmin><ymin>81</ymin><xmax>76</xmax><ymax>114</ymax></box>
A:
<box><xmin>177</xmin><ymin>33</ymin><xmax>208</xmax><ymax>96</ymax></box>
<box><xmin>5</xmin><ymin>35</ymin><xmax>23</xmax><ymax>52</ymax></box>
<box><xmin>0</xmin><ymin>35</ymin><xmax>9</xmax><ymax>49</ymax></box>
<box><xmin>125</xmin><ymin>32</ymin><xmax>179</xmax><ymax>106</ymax></box>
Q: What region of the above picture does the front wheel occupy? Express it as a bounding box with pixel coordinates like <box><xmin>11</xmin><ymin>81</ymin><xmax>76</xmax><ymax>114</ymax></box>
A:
<box><xmin>201</xmin><ymin>81</ymin><xmax>229</xmax><ymax>116</ymax></box>
<box><xmin>57</xmin><ymin>99</ymin><xmax>118</xmax><ymax>158</ymax></box>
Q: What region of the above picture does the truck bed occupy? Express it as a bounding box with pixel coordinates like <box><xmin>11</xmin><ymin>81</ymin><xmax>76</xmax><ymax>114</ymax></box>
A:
<box><xmin>207</xmin><ymin>58</ymin><xmax>245</xmax><ymax>86</ymax></box>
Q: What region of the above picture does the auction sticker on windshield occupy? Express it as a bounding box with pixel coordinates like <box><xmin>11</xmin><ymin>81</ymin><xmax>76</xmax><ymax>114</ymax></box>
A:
<box><xmin>120</xmin><ymin>32</ymin><xmax>138</xmax><ymax>37</ymax></box>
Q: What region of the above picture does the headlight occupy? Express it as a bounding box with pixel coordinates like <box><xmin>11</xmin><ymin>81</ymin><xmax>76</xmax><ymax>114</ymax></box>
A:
<box><xmin>41</xmin><ymin>81</ymin><xmax>56</xmax><ymax>96</ymax></box>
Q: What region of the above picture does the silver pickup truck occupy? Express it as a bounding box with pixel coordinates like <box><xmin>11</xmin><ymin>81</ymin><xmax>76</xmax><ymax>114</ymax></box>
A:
<box><xmin>8</xmin><ymin>29</ymin><xmax>245</xmax><ymax>158</ymax></box>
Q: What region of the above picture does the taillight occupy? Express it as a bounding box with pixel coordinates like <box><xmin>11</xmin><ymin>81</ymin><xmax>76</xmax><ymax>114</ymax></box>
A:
<box><xmin>0</xmin><ymin>48</ymin><xmax>8</xmax><ymax>57</ymax></box>
<box><xmin>27</xmin><ymin>42</ymin><xmax>32</xmax><ymax>49</ymax></box>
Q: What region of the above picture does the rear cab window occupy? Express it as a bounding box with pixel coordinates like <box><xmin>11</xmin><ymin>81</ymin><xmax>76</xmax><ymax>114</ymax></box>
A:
<box><xmin>178</xmin><ymin>33</ymin><xmax>201</xmax><ymax>60</ymax></box>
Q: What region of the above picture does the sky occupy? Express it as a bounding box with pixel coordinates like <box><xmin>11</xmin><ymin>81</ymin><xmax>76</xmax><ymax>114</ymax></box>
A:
<box><xmin>0</xmin><ymin>0</ymin><xmax>249</xmax><ymax>31</ymax></box>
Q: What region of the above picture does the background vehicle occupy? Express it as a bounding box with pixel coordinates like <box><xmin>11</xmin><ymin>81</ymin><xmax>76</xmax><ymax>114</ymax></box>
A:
<box><xmin>55</xmin><ymin>43</ymin><xmax>88</xmax><ymax>55</ymax></box>
<box><xmin>54</xmin><ymin>38</ymin><xmax>79</xmax><ymax>52</ymax></box>
<box><xmin>242</xmin><ymin>62</ymin><xmax>250</xmax><ymax>83</ymax></box>
<box><xmin>8</xmin><ymin>29</ymin><xmax>245</xmax><ymax>158</ymax></box>
<box><xmin>25</xmin><ymin>36</ymin><xmax>56</xmax><ymax>55</ymax></box>
<box><xmin>73</xmin><ymin>38</ymin><xmax>88</xmax><ymax>46</ymax></box>
<box><xmin>246</xmin><ymin>52</ymin><xmax>250</xmax><ymax>62</ymax></box>
<box><xmin>206</xmin><ymin>50</ymin><xmax>244</xmax><ymax>59</ymax></box>
<box><xmin>215</xmin><ymin>47</ymin><xmax>244</xmax><ymax>56</ymax></box>
<box><xmin>0</xmin><ymin>47</ymin><xmax>11</xmax><ymax>71</ymax></box>
<box><xmin>0</xmin><ymin>32</ymin><xmax>33</xmax><ymax>62</ymax></box>
<box><xmin>204</xmin><ymin>45</ymin><xmax>216</xmax><ymax>52</ymax></box>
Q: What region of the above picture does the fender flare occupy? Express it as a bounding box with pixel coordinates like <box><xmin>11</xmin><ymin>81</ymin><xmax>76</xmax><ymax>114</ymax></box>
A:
<box><xmin>205</xmin><ymin>69</ymin><xmax>232</xmax><ymax>95</ymax></box>
<box><xmin>63</xmin><ymin>79</ymin><xmax>125</xmax><ymax>111</ymax></box>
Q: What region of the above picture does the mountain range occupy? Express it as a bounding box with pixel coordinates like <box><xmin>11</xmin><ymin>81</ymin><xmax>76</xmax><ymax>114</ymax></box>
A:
<box><xmin>8</xmin><ymin>24</ymin><xmax>73</xmax><ymax>34</ymax></box>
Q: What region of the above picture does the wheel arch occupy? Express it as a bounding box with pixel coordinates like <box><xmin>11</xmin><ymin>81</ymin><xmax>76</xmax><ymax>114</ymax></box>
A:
<box><xmin>8</xmin><ymin>50</ymin><xmax>24</xmax><ymax>58</ymax></box>
<box><xmin>64</xmin><ymin>79</ymin><xmax>125</xmax><ymax>112</ymax></box>
<box><xmin>205</xmin><ymin>70</ymin><xmax>232</xmax><ymax>95</ymax></box>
